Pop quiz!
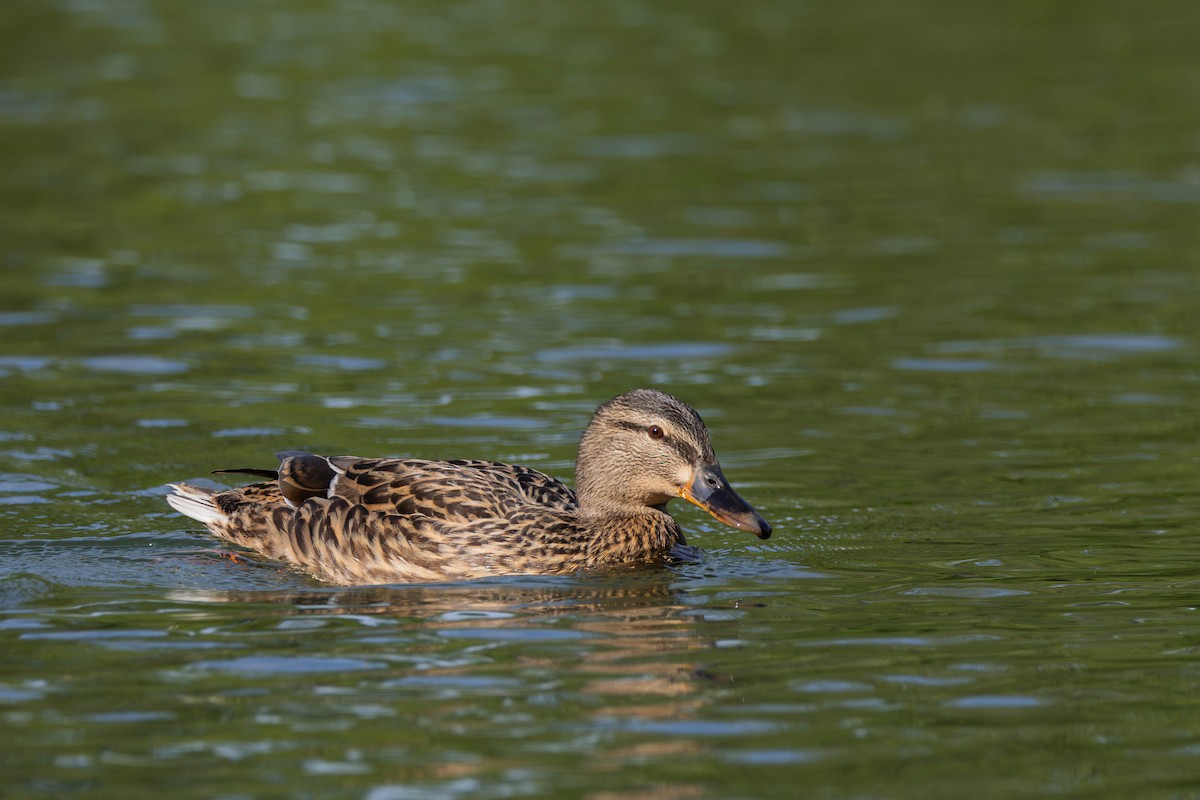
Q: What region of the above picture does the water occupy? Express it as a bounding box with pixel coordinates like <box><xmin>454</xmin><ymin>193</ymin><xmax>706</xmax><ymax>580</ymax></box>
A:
<box><xmin>2</xmin><ymin>0</ymin><xmax>1199</xmax><ymax>796</ymax></box>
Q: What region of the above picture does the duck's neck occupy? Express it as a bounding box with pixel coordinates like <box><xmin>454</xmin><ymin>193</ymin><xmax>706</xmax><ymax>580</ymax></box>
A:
<box><xmin>578</xmin><ymin>502</ymin><xmax>685</xmax><ymax>566</ymax></box>
<box><xmin>573</xmin><ymin>422</ymin><xmax>684</xmax><ymax>562</ymax></box>
<box><xmin>574</xmin><ymin>423</ymin><xmax>672</xmax><ymax>515</ymax></box>
<box><xmin>574</xmin><ymin>482</ymin><xmax>674</xmax><ymax>528</ymax></box>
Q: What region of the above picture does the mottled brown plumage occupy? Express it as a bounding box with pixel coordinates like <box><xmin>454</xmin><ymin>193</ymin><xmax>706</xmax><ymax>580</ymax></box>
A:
<box><xmin>166</xmin><ymin>389</ymin><xmax>771</xmax><ymax>585</ymax></box>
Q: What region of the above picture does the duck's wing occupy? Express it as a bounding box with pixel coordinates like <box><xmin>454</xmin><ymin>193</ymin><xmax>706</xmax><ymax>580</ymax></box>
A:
<box><xmin>276</xmin><ymin>453</ymin><xmax>577</xmax><ymax>520</ymax></box>
<box><xmin>447</xmin><ymin>460</ymin><xmax>578</xmax><ymax>512</ymax></box>
<box><xmin>268</xmin><ymin>496</ymin><xmax>581</xmax><ymax>584</ymax></box>
<box><xmin>169</xmin><ymin>453</ymin><xmax>585</xmax><ymax>584</ymax></box>
<box><xmin>169</xmin><ymin>481</ymin><xmax>580</xmax><ymax>583</ymax></box>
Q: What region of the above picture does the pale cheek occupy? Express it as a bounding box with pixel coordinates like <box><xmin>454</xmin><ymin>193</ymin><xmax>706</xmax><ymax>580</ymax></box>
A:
<box><xmin>673</xmin><ymin>465</ymin><xmax>693</xmax><ymax>491</ymax></box>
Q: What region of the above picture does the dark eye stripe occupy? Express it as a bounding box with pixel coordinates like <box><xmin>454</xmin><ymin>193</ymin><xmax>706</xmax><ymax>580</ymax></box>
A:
<box><xmin>666</xmin><ymin>438</ymin><xmax>699</xmax><ymax>463</ymax></box>
<box><xmin>614</xmin><ymin>421</ymin><xmax>699</xmax><ymax>463</ymax></box>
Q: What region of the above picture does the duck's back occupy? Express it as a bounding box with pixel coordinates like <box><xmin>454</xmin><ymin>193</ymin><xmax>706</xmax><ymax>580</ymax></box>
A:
<box><xmin>318</xmin><ymin>456</ymin><xmax>579</xmax><ymax>519</ymax></box>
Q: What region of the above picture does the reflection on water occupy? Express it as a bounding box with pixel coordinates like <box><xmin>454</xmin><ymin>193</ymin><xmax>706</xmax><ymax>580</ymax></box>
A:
<box><xmin>1023</xmin><ymin>171</ymin><xmax>1200</xmax><ymax>203</ymax></box>
<box><xmin>168</xmin><ymin>579</ymin><xmax>715</xmax><ymax>711</ymax></box>
<box><xmin>4</xmin><ymin>577</ymin><xmax>754</xmax><ymax>796</ymax></box>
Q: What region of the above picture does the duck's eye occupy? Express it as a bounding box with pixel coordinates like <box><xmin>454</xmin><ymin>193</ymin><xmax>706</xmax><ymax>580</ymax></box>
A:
<box><xmin>647</xmin><ymin>425</ymin><xmax>665</xmax><ymax>440</ymax></box>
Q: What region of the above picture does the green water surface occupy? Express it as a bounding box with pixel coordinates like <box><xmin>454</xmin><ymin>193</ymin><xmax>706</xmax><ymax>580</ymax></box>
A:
<box><xmin>2</xmin><ymin>1</ymin><xmax>1199</xmax><ymax>797</ymax></box>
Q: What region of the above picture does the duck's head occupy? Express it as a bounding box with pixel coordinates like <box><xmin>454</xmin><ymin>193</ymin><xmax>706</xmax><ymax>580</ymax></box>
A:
<box><xmin>575</xmin><ymin>389</ymin><xmax>772</xmax><ymax>539</ymax></box>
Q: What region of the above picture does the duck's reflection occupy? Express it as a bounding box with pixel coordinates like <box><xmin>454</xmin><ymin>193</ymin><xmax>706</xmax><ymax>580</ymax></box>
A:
<box><xmin>169</xmin><ymin>566</ymin><xmax>748</xmax><ymax>791</ymax></box>
<box><xmin>168</xmin><ymin>566</ymin><xmax>743</xmax><ymax>750</ymax></box>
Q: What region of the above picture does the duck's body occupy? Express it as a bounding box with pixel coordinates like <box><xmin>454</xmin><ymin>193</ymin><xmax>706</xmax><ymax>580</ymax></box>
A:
<box><xmin>166</xmin><ymin>389</ymin><xmax>770</xmax><ymax>585</ymax></box>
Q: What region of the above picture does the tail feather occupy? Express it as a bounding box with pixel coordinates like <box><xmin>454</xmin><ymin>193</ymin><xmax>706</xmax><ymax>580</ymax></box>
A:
<box><xmin>166</xmin><ymin>484</ymin><xmax>227</xmax><ymax>526</ymax></box>
<box><xmin>211</xmin><ymin>468</ymin><xmax>280</xmax><ymax>480</ymax></box>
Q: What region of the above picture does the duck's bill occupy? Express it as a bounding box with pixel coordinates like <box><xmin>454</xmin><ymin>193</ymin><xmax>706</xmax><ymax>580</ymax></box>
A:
<box><xmin>680</xmin><ymin>464</ymin><xmax>772</xmax><ymax>540</ymax></box>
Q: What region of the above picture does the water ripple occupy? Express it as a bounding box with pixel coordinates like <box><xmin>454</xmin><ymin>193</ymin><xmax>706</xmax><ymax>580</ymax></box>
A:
<box><xmin>79</xmin><ymin>356</ymin><xmax>190</xmax><ymax>375</ymax></box>
<box><xmin>0</xmin><ymin>356</ymin><xmax>53</xmax><ymax>373</ymax></box>
<box><xmin>0</xmin><ymin>311</ymin><xmax>56</xmax><ymax>326</ymax></box>
<box><xmin>538</xmin><ymin>342</ymin><xmax>733</xmax><ymax>362</ymax></box>
<box><xmin>189</xmin><ymin>655</ymin><xmax>387</xmax><ymax>674</ymax></box>
<box><xmin>1024</xmin><ymin>171</ymin><xmax>1200</xmax><ymax>203</ymax></box>
<box><xmin>577</xmin><ymin>133</ymin><xmax>703</xmax><ymax>158</ymax></box>
<box><xmin>722</xmin><ymin>748</ymin><xmax>825</xmax><ymax>765</ymax></box>
<box><xmin>932</xmin><ymin>334</ymin><xmax>1183</xmax><ymax>360</ymax></box>
<box><xmin>296</xmin><ymin>355</ymin><xmax>388</xmax><ymax>372</ymax></box>
<box><xmin>892</xmin><ymin>358</ymin><xmax>997</xmax><ymax>373</ymax></box>
<box><xmin>603</xmin><ymin>237</ymin><xmax>790</xmax><ymax>259</ymax></box>
<box><xmin>946</xmin><ymin>695</ymin><xmax>1046</xmax><ymax>709</ymax></box>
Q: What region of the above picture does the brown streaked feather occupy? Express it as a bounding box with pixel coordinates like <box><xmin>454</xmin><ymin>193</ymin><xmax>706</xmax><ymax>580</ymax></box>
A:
<box><xmin>204</xmin><ymin>480</ymin><xmax>292</xmax><ymax>556</ymax></box>
<box><xmin>314</xmin><ymin>457</ymin><xmax>577</xmax><ymax>518</ymax></box>
<box><xmin>185</xmin><ymin>461</ymin><xmax>683</xmax><ymax>583</ymax></box>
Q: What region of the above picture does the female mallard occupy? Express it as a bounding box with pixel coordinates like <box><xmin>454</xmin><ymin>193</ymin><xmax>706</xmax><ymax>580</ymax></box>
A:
<box><xmin>166</xmin><ymin>388</ymin><xmax>770</xmax><ymax>584</ymax></box>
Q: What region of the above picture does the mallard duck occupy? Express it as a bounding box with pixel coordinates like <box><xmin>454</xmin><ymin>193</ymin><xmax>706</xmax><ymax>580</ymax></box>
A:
<box><xmin>166</xmin><ymin>388</ymin><xmax>770</xmax><ymax>585</ymax></box>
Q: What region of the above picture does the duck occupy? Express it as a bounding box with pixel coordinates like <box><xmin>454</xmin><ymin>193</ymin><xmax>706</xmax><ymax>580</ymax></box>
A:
<box><xmin>165</xmin><ymin>388</ymin><xmax>771</xmax><ymax>585</ymax></box>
